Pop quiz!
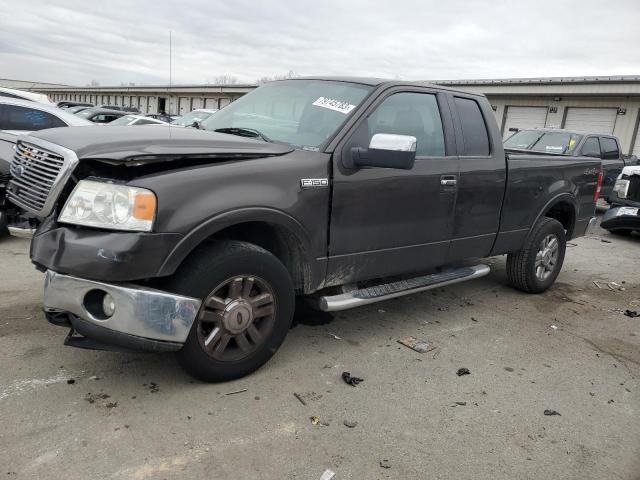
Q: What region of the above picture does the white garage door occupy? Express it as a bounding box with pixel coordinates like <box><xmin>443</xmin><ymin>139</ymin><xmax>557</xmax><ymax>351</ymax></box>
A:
<box><xmin>563</xmin><ymin>108</ymin><xmax>617</xmax><ymax>134</ymax></box>
<box><xmin>503</xmin><ymin>106</ymin><xmax>548</xmax><ymax>139</ymax></box>
<box><xmin>178</xmin><ymin>97</ymin><xmax>190</xmax><ymax>115</ymax></box>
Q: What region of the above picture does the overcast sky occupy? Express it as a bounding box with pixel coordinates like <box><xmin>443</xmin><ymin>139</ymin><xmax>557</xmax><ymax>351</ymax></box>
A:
<box><xmin>1</xmin><ymin>0</ymin><xmax>639</xmax><ymax>86</ymax></box>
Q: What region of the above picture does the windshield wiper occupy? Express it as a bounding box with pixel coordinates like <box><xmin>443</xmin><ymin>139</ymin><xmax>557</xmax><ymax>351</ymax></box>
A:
<box><xmin>213</xmin><ymin>127</ymin><xmax>272</xmax><ymax>142</ymax></box>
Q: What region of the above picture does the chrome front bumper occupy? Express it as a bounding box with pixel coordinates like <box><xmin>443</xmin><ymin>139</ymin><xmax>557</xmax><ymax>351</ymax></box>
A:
<box><xmin>44</xmin><ymin>270</ymin><xmax>201</xmax><ymax>345</ymax></box>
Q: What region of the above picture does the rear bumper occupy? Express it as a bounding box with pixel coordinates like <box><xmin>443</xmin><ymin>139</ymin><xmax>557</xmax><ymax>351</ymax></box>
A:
<box><xmin>44</xmin><ymin>270</ymin><xmax>201</xmax><ymax>351</ymax></box>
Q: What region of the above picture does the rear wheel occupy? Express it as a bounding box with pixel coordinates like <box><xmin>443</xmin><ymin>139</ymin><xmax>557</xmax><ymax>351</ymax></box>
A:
<box><xmin>507</xmin><ymin>217</ymin><xmax>566</xmax><ymax>293</ymax></box>
<box><xmin>165</xmin><ymin>240</ymin><xmax>295</xmax><ymax>382</ymax></box>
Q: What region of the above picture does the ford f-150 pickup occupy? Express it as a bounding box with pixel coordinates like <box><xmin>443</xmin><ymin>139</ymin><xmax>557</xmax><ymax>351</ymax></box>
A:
<box><xmin>8</xmin><ymin>77</ymin><xmax>601</xmax><ymax>381</ymax></box>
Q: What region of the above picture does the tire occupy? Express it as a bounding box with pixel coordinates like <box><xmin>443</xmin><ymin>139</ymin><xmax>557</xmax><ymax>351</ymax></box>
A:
<box><xmin>163</xmin><ymin>240</ymin><xmax>295</xmax><ymax>382</ymax></box>
<box><xmin>0</xmin><ymin>211</ymin><xmax>8</xmax><ymax>238</ymax></box>
<box><xmin>506</xmin><ymin>217</ymin><xmax>566</xmax><ymax>294</ymax></box>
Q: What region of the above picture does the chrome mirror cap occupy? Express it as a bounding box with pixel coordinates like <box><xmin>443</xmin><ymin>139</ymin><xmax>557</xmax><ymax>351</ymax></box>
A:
<box><xmin>369</xmin><ymin>133</ymin><xmax>417</xmax><ymax>152</ymax></box>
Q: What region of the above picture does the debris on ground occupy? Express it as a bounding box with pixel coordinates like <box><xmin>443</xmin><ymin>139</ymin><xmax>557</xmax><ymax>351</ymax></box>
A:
<box><xmin>593</xmin><ymin>281</ymin><xmax>602</xmax><ymax>289</ymax></box>
<box><xmin>294</xmin><ymin>391</ymin><xmax>323</xmax><ymax>405</ymax></box>
<box><xmin>549</xmin><ymin>325</ymin><xmax>558</xmax><ymax>331</ymax></box>
<box><xmin>624</xmin><ymin>310</ymin><xmax>640</xmax><ymax>318</ymax></box>
<box><xmin>310</xmin><ymin>416</ymin><xmax>329</xmax><ymax>426</ymax></box>
<box><xmin>342</xmin><ymin>371</ymin><xmax>364</xmax><ymax>386</ymax></box>
<box><xmin>543</xmin><ymin>409</ymin><xmax>561</xmax><ymax>416</ymax></box>
<box><xmin>456</xmin><ymin>367</ymin><xmax>471</xmax><ymax>376</ymax></box>
<box><xmin>343</xmin><ymin>420</ymin><xmax>358</xmax><ymax>428</ymax></box>
<box><xmin>225</xmin><ymin>389</ymin><xmax>247</xmax><ymax>396</ymax></box>
<box><xmin>293</xmin><ymin>392</ymin><xmax>307</xmax><ymax>406</ymax></box>
<box><xmin>608</xmin><ymin>282</ymin><xmax>625</xmax><ymax>291</ymax></box>
<box><xmin>84</xmin><ymin>393</ymin><xmax>110</xmax><ymax>404</ymax></box>
<box><xmin>451</xmin><ymin>401</ymin><xmax>467</xmax><ymax>406</ymax></box>
<box><xmin>66</xmin><ymin>379</ymin><xmax>75</xmax><ymax>384</ymax></box>
<box><xmin>88</xmin><ymin>376</ymin><xmax>99</xmax><ymax>381</ymax></box>
<box><xmin>380</xmin><ymin>459</ymin><xmax>391</xmax><ymax>469</ymax></box>
<box><xmin>147</xmin><ymin>382</ymin><xmax>159</xmax><ymax>393</ymax></box>
<box><xmin>105</xmin><ymin>401</ymin><xmax>118</xmax><ymax>409</ymax></box>
<box><xmin>437</xmin><ymin>306</ymin><xmax>449</xmax><ymax>312</ymax></box>
<box><xmin>319</xmin><ymin>469</ymin><xmax>336</xmax><ymax>480</ymax></box>
<box><xmin>397</xmin><ymin>336</ymin><xmax>435</xmax><ymax>353</ymax></box>
<box><xmin>327</xmin><ymin>332</ymin><xmax>342</xmax><ymax>340</ymax></box>
<box><xmin>601</xmin><ymin>239</ymin><xmax>612</xmax><ymax>243</ymax></box>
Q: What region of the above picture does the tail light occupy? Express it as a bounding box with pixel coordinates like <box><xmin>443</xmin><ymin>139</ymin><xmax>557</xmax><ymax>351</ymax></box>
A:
<box><xmin>594</xmin><ymin>168</ymin><xmax>603</xmax><ymax>203</ymax></box>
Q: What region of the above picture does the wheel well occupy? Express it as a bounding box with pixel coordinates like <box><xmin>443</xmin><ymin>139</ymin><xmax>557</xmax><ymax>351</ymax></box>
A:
<box><xmin>209</xmin><ymin>222</ymin><xmax>310</xmax><ymax>293</ymax></box>
<box><xmin>544</xmin><ymin>201</ymin><xmax>576</xmax><ymax>238</ymax></box>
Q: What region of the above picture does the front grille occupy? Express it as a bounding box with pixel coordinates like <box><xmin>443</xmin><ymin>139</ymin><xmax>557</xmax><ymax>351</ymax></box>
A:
<box><xmin>7</xmin><ymin>142</ymin><xmax>65</xmax><ymax>214</ymax></box>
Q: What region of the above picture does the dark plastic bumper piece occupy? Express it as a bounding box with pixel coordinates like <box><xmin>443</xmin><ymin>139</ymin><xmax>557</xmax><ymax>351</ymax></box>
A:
<box><xmin>601</xmin><ymin>207</ymin><xmax>640</xmax><ymax>232</ymax></box>
<box><xmin>48</xmin><ymin>312</ymin><xmax>183</xmax><ymax>353</ymax></box>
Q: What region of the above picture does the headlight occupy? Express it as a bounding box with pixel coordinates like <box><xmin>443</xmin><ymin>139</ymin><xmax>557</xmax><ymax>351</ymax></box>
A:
<box><xmin>612</xmin><ymin>178</ymin><xmax>629</xmax><ymax>199</ymax></box>
<box><xmin>59</xmin><ymin>180</ymin><xmax>156</xmax><ymax>232</ymax></box>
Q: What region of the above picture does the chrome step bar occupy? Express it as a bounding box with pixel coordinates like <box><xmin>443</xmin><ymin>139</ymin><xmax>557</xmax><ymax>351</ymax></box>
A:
<box><xmin>316</xmin><ymin>264</ymin><xmax>490</xmax><ymax>312</ymax></box>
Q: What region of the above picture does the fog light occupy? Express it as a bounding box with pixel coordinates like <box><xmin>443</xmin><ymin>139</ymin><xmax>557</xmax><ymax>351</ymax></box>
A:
<box><xmin>102</xmin><ymin>293</ymin><xmax>116</xmax><ymax>318</ymax></box>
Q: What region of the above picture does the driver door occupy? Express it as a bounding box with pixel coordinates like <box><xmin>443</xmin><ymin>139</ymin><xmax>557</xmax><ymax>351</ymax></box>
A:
<box><xmin>326</xmin><ymin>89</ymin><xmax>459</xmax><ymax>285</ymax></box>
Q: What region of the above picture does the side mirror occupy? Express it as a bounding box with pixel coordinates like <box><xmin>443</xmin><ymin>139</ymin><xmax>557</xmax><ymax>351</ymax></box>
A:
<box><xmin>348</xmin><ymin>133</ymin><xmax>417</xmax><ymax>170</ymax></box>
<box><xmin>191</xmin><ymin>120</ymin><xmax>201</xmax><ymax>129</ymax></box>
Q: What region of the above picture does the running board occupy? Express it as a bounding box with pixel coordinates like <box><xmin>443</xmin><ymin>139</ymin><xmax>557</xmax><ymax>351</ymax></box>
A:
<box><xmin>316</xmin><ymin>264</ymin><xmax>490</xmax><ymax>312</ymax></box>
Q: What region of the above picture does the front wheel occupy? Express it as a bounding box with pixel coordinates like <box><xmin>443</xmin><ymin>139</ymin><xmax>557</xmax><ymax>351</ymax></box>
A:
<box><xmin>506</xmin><ymin>217</ymin><xmax>566</xmax><ymax>294</ymax></box>
<box><xmin>164</xmin><ymin>240</ymin><xmax>295</xmax><ymax>382</ymax></box>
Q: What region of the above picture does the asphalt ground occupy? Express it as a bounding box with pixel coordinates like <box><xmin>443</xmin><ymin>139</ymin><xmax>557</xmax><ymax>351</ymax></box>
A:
<box><xmin>0</xmin><ymin>216</ymin><xmax>638</xmax><ymax>479</ymax></box>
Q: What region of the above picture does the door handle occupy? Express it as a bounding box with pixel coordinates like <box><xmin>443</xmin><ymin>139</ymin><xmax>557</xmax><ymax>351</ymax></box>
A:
<box><xmin>440</xmin><ymin>175</ymin><xmax>457</xmax><ymax>186</ymax></box>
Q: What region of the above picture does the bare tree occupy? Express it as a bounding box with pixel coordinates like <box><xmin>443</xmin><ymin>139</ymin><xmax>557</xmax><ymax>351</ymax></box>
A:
<box><xmin>207</xmin><ymin>74</ymin><xmax>239</xmax><ymax>85</ymax></box>
<box><xmin>256</xmin><ymin>70</ymin><xmax>301</xmax><ymax>84</ymax></box>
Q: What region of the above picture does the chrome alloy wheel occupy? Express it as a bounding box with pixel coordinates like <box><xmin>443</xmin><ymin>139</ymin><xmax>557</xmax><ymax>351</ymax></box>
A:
<box><xmin>196</xmin><ymin>276</ymin><xmax>276</xmax><ymax>361</ymax></box>
<box><xmin>535</xmin><ymin>234</ymin><xmax>559</xmax><ymax>281</ymax></box>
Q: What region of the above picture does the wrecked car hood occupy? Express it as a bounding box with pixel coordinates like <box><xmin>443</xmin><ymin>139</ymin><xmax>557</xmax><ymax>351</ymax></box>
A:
<box><xmin>26</xmin><ymin>126</ymin><xmax>294</xmax><ymax>162</ymax></box>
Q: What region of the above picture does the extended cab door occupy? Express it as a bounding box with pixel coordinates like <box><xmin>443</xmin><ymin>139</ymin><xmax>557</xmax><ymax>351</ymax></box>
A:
<box><xmin>326</xmin><ymin>88</ymin><xmax>459</xmax><ymax>285</ymax></box>
<box><xmin>599</xmin><ymin>136</ymin><xmax>624</xmax><ymax>198</ymax></box>
<box><xmin>447</xmin><ymin>94</ymin><xmax>506</xmax><ymax>261</ymax></box>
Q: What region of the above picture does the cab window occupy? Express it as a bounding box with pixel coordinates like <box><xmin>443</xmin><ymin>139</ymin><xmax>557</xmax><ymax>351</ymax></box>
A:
<box><xmin>366</xmin><ymin>92</ymin><xmax>445</xmax><ymax>156</ymax></box>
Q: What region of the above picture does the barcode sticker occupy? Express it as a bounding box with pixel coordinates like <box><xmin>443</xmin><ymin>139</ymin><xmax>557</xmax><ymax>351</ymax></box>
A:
<box><xmin>312</xmin><ymin>97</ymin><xmax>356</xmax><ymax>114</ymax></box>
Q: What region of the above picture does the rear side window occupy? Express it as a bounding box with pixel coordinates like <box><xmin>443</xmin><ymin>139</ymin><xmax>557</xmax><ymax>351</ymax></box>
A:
<box><xmin>0</xmin><ymin>104</ymin><xmax>66</xmax><ymax>131</ymax></box>
<box><xmin>600</xmin><ymin>137</ymin><xmax>619</xmax><ymax>159</ymax></box>
<box><xmin>454</xmin><ymin>97</ymin><xmax>490</xmax><ymax>156</ymax></box>
<box><xmin>580</xmin><ymin>137</ymin><xmax>601</xmax><ymax>157</ymax></box>
<box><xmin>367</xmin><ymin>92</ymin><xmax>446</xmax><ymax>156</ymax></box>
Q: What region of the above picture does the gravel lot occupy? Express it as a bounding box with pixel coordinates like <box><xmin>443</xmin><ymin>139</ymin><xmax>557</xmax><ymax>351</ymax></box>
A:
<box><xmin>1</xmin><ymin>217</ymin><xmax>639</xmax><ymax>480</ymax></box>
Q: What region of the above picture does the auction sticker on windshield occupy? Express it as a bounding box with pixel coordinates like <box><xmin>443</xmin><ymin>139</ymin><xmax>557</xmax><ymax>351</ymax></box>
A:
<box><xmin>312</xmin><ymin>97</ymin><xmax>356</xmax><ymax>114</ymax></box>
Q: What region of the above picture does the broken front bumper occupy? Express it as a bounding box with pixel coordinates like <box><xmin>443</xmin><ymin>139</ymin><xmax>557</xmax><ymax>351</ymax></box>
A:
<box><xmin>600</xmin><ymin>207</ymin><xmax>640</xmax><ymax>232</ymax></box>
<box><xmin>44</xmin><ymin>270</ymin><xmax>201</xmax><ymax>352</ymax></box>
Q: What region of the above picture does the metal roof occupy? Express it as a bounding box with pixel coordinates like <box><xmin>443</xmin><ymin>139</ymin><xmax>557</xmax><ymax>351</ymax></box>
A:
<box><xmin>434</xmin><ymin>75</ymin><xmax>640</xmax><ymax>86</ymax></box>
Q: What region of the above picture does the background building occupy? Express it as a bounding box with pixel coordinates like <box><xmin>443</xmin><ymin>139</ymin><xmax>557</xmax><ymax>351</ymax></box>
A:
<box><xmin>31</xmin><ymin>83</ymin><xmax>256</xmax><ymax>116</ymax></box>
<box><xmin>7</xmin><ymin>75</ymin><xmax>640</xmax><ymax>155</ymax></box>
<box><xmin>437</xmin><ymin>76</ymin><xmax>640</xmax><ymax>156</ymax></box>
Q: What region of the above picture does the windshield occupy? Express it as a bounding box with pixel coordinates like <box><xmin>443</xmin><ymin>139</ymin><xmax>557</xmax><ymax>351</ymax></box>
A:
<box><xmin>504</xmin><ymin>130</ymin><xmax>582</xmax><ymax>154</ymax></box>
<box><xmin>108</xmin><ymin>115</ymin><xmax>136</xmax><ymax>125</ymax></box>
<box><xmin>200</xmin><ymin>79</ymin><xmax>373</xmax><ymax>148</ymax></box>
<box><xmin>173</xmin><ymin>110</ymin><xmax>216</xmax><ymax>126</ymax></box>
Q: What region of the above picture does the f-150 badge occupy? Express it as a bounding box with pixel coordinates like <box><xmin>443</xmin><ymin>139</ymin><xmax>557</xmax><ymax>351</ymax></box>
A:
<box><xmin>300</xmin><ymin>178</ymin><xmax>329</xmax><ymax>189</ymax></box>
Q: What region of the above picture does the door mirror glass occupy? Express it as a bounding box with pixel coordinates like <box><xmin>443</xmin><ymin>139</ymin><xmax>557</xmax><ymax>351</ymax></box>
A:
<box><xmin>349</xmin><ymin>133</ymin><xmax>417</xmax><ymax>169</ymax></box>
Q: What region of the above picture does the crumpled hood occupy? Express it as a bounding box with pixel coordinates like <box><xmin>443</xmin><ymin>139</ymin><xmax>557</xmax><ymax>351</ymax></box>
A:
<box><xmin>28</xmin><ymin>126</ymin><xmax>294</xmax><ymax>162</ymax></box>
<box><xmin>621</xmin><ymin>165</ymin><xmax>640</xmax><ymax>177</ymax></box>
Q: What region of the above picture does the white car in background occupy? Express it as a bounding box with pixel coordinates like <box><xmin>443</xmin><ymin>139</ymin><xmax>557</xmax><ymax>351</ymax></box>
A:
<box><xmin>171</xmin><ymin>108</ymin><xmax>218</xmax><ymax>127</ymax></box>
<box><xmin>0</xmin><ymin>87</ymin><xmax>55</xmax><ymax>105</ymax></box>
<box><xmin>0</xmin><ymin>97</ymin><xmax>92</xmax><ymax>135</ymax></box>
<box><xmin>107</xmin><ymin>114</ymin><xmax>169</xmax><ymax>126</ymax></box>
